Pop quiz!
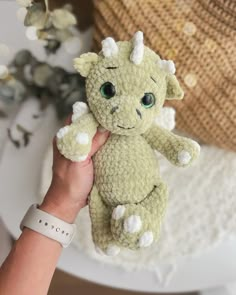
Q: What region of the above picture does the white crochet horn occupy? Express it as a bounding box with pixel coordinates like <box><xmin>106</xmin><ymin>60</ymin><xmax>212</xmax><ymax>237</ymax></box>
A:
<box><xmin>130</xmin><ymin>31</ymin><xmax>144</xmax><ymax>65</ymax></box>
<box><xmin>101</xmin><ymin>37</ymin><xmax>119</xmax><ymax>57</ymax></box>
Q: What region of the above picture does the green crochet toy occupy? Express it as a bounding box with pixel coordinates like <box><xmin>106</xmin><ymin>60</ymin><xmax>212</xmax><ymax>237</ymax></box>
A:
<box><xmin>56</xmin><ymin>32</ymin><xmax>200</xmax><ymax>256</ymax></box>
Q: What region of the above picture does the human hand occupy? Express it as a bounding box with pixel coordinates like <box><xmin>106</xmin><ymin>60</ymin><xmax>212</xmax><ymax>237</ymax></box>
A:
<box><xmin>40</xmin><ymin>118</ymin><xmax>109</xmax><ymax>223</ymax></box>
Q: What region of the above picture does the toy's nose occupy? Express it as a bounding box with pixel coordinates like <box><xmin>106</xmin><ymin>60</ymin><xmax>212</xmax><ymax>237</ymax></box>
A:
<box><xmin>136</xmin><ymin>108</ymin><xmax>142</xmax><ymax>119</ymax></box>
<box><xmin>110</xmin><ymin>105</ymin><xmax>142</xmax><ymax>119</ymax></box>
<box><xmin>110</xmin><ymin>106</ymin><xmax>119</xmax><ymax>114</ymax></box>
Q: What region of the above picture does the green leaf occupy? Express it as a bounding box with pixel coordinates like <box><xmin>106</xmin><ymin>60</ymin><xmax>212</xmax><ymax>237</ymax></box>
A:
<box><xmin>33</xmin><ymin>64</ymin><xmax>54</xmax><ymax>87</ymax></box>
<box><xmin>51</xmin><ymin>9</ymin><xmax>77</xmax><ymax>29</ymax></box>
<box><xmin>55</xmin><ymin>29</ymin><xmax>73</xmax><ymax>42</ymax></box>
<box><xmin>14</xmin><ymin>50</ymin><xmax>32</xmax><ymax>67</ymax></box>
<box><xmin>24</xmin><ymin>3</ymin><xmax>48</xmax><ymax>29</ymax></box>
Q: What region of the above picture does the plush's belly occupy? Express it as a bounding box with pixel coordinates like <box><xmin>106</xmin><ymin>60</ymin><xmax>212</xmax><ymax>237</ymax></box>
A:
<box><xmin>94</xmin><ymin>134</ymin><xmax>158</xmax><ymax>206</ymax></box>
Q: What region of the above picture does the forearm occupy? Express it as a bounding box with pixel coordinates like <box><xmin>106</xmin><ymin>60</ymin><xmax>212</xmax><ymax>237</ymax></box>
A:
<box><xmin>0</xmin><ymin>228</ymin><xmax>61</xmax><ymax>295</ymax></box>
<box><xmin>0</xmin><ymin>191</ymin><xmax>81</xmax><ymax>295</ymax></box>
<box><xmin>0</xmin><ymin>106</ymin><xmax>108</xmax><ymax>295</ymax></box>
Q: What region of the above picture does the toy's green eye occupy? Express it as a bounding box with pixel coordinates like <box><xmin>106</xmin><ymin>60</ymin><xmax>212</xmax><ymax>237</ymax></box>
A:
<box><xmin>100</xmin><ymin>82</ymin><xmax>116</xmax><ymax>99</ymax></box>
<box><xmin>141</xmin><ymin>93</ymin><xmax>155</xmax><ymax>108</ymax></box>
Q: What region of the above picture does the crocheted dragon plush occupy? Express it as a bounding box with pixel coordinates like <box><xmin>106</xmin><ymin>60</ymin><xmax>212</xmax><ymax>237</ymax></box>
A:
<box><xmin>56</xmin><ymin>32</ymin><xmax>200</xmax><ymax>256</ymax></box>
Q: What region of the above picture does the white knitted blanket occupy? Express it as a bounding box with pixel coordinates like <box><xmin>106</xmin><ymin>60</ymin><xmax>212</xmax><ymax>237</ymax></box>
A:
<box><xmin>40</xmin><ymin>139</ymin><xmax>236</xmax><ymax>272</ymax></box>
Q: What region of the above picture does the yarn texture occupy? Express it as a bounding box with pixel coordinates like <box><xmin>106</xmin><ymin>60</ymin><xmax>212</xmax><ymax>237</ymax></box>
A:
<box><xmin>92</xmin><ymin>0</ymin><xmax>236</xmax><ymax>152</ymax></box>
<box><xmin>56</xmin><ymin>33</ymin><xmax>200</xmax><ymax>255</ymax></box>
<box><xmin>40</xmin><ymin>141</ymin><xmax>236</xmax><ymax>282</ymax></box>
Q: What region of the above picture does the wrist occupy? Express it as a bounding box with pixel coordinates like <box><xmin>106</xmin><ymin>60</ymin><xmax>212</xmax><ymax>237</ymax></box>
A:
<box><xmin>40</xmin><ymin>190</ymin><xmax>82</xmax><ymax>223</ymax></box>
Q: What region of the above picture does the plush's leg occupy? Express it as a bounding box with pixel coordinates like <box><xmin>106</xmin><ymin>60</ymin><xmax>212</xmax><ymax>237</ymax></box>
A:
<box><xmin>89</xmin><ymin>185</ymin><xmax>121</xmax><ymax>256</ymax></box>
<box><xmin>110</xmin><ymin>180</ymin><xmax>168</xmax><ymax>250</ymax></box>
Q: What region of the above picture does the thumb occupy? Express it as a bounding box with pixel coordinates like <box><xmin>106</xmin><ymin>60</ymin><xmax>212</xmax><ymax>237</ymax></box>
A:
<box><xmin>90</xmin><ymin>130</ymin><xmax>110</xmax><ymax>156</ymax></box>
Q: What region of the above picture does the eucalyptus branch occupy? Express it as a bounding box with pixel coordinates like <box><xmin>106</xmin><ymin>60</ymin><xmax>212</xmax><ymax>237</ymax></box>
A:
<box><xmin>44</xmin><ymin>0</ymin><xmax>49</xmax><ymax>12</ymax></box>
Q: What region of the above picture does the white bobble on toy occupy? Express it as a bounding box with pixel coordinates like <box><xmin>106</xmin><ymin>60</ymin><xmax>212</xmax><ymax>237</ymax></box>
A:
<box><xmin>76</xmin><ymin>132</ymin><xmax>89</xmax><ymax>145</ymax></box>
<box><xmin>155</xmin><ymin>107</ymin><xmax>176</xmax><ymax>131</ymax></box>
<box><xmin>72</xmin><ymin>102</ymin><xmax>89</xmax><ymax>122</ymax></box>
<box><xmin>130</xmin><ymin>31</ymin><xmax>144</xmax><ymax>65</ymax></box>
<box><xmin>124</xmin><ymin>215</ymin><xmax>142</xmax><ymax>233</ymax></box>
<box><xmin>101</xmin><ymin>37</ymin><xmax>119</xmax><ymax>57</ymax></box>
<box><xmin>56</xmin><ymin>126</ymin><xmax>69</xmax><ymax>139</ymax></box>
<box><xmin>105</xmin><ymin>245</ymin><xmax>120</xmax><ymax>256</ymax></box>
<box><xmin>157</xmin><ymin>59</ymin><xmax>176</xmax><ymax>74</ymax></box>
<box><xmin>139</xmin><ymin>231</ymin><xmax>154</xmax><ymax>248</ymax></box>
<box><xmin>112</xmin><ymin>205</ymin><xmax>126</xmax><ymax>220</ymax></box>
<box><xmin>178</xmin><ymin>150</ymin><xmax>191</xmax><ymax>165</ymax></box>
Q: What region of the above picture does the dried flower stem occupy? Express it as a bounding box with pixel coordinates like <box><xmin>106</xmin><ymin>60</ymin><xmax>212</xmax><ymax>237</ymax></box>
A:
<box><xmin>45</xmin><ymin>0</ymin><xmax>49</xmax><ymax>12</ymax></box>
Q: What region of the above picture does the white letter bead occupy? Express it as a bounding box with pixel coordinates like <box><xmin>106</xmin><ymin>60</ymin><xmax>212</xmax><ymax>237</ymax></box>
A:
<box><xmin>124</xmin><ymin>215</ymin><xmax>142</xmax><ymax>233</ymax></box>
<box><xmin>56</xmin><ymin>126</ymin><xmax>69</xmax><ymax>139</ymax></box>
<box><xmin>178</xmin><ymin>150</ymin><xmax>191</xmax><ymax>165</ymax></box>
<box><xmin>76</xmin><ymin>132</ymin><xmax>89</xmax><ymax>145</ymax></box>
<box><xmin>139</xmin><ymin>231</ymin><xmax>154</xmax><ymax>248</ymax></box>
<box><xmin>112</xmin><ymin>205</ymin><xmax>126</xmax><ymax>220</ymax></box>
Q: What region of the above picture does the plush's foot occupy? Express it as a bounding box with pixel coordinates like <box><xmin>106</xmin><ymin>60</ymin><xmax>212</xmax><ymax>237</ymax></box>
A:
<box><xmin>110</xmin><ymin>204</ymin><xmax>156</xmax><ymax>250</ymax></box>
<box><xmin>110</xmin><ymin>182</ymin><xmax>168</xmax><ymax>250</ymax></box>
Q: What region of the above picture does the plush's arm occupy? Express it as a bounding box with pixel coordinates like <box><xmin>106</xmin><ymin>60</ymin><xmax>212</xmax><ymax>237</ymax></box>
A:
<box><xmin>56</xmin><ymin>102</ymin><xmax>99</xmax><ymax>162</ymax></box>
<box><xmin>143</xmin><ymin>125</ymin><xmax>200</xmax><ymax>167</ymax></box>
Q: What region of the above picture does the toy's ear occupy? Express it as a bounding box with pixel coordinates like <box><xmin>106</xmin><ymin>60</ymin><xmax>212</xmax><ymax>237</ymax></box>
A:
<box><xmin>165</xmin><ymin>74</ymin><xmax>184</xmax><ymax>100</ymax></box>
<box><xmin>73</xmin><ymin>53</ymin><xmax>98</xmax><ymax>77</ymax></box>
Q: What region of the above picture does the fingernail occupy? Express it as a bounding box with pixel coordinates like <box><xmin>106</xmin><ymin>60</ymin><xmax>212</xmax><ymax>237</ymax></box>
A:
<box><xmin>98</xmin><ymin>125</ymin><xmax>107</xmax><ymax>133</ymax></box>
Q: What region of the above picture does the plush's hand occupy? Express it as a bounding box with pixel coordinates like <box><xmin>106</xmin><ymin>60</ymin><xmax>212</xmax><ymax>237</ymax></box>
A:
<box><xmin>167</xmin><ymin>136</ymin><xmax>200</xmax><ymax>167</ymax></box>
<box><xmin>56</xmin><ymin>112</ymin><xmax>99</xmax><ymax>162</ymax></box>
<box><xmin>143</xmin><ymin>125</ymin><xmax>200</xmax><ymax>167</ymax></box>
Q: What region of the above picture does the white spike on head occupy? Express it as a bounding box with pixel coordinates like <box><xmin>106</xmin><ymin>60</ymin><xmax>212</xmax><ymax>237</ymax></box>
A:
<box><xmin>130</xmin><ymin>31</ymin><xmax>144</xmax><ymax>65</ymax></box>
<box><xmin>157</xmin><ymin>59</ymin><xmax>176</xmax><ymax>74</ymax></box>
<box><xmin>101</xmin><ymin>37</ymin><xmax>118</xmax><ymax>57</ymax></box>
